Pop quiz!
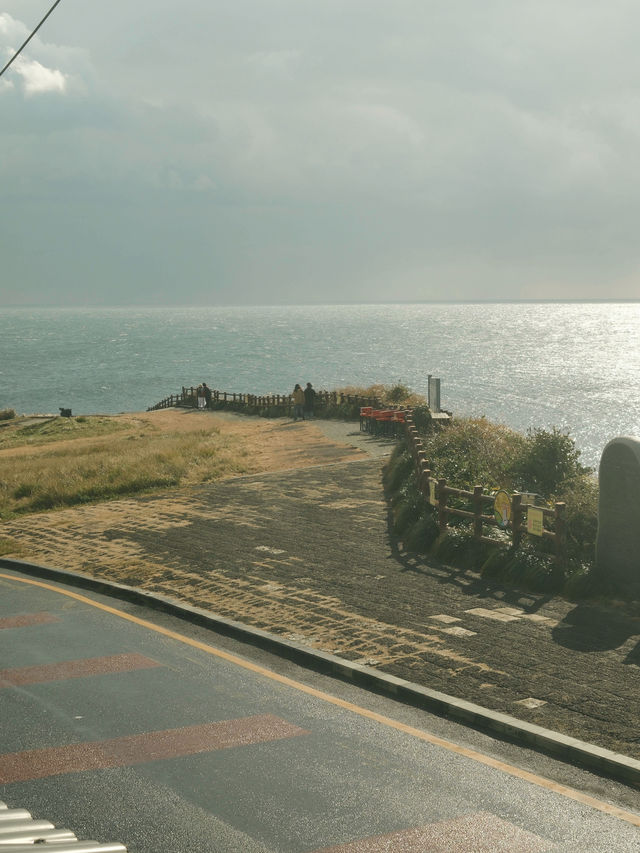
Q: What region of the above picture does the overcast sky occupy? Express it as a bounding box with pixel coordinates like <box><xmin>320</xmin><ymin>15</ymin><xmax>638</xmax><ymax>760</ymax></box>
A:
<box><xmin>1</xmin><ymin>1</ymin><xmax>639</xmax><ymax>306</ymax></box>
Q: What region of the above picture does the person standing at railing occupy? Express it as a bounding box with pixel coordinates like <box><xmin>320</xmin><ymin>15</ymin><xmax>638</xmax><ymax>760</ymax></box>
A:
<box><xmin>196</xmin><ymin>384</ymin><xmax>206</xmax><ymax>409</ymax></box>
<box><xmin>292</xmin><ymin>383</ymin><xmax>305</xmax><ymax>421</ymax></box>
<box><xmin>203</xmin><ymin>383</ymin><xmax>212</xmax><ymax>408</ymax></box>
<box><xmin>304</xmin><ymin>382</ymin><xmax>316</xmax><ymax>419</ymax></box>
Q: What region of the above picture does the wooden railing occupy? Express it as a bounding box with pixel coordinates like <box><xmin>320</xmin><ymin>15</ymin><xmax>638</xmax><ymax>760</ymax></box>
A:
<box><xmin>148</xmin><ymin>387</ymin><xmax>381</xmax><ymax>412</ymax></box>
<box><xmin>403</xmin><ymin>413</ymin><xmax>567</xmax><ymax>564</ymax></box>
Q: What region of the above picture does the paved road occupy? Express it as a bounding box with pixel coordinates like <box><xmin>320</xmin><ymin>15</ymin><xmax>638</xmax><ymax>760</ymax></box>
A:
<box><xmin>1</xmin><ymin>568</ymin><xmax>638</xmax><ymax>852</ymax></box>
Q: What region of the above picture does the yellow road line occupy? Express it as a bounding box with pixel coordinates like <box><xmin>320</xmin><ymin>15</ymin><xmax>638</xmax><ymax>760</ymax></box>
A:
<box><xmin>2</xmin><ymin>571</ymin><xmax>639</xmax><ymax>827</ymax></box>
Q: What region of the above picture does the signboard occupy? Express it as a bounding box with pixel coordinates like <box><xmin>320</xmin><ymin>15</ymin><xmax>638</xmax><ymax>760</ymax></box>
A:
<box><xmin>494</xmin><ymin>490</ymin><xmax>511</xmax><ymax>529</ymax></box>
<box><xmin>519</xmin><ymin>492</ymin><xmax>539</xmax><ymax>506</ymax></box>
<box><xmin>429</xmin><ymin>479</ymin><xmax>438</xmax><ymax>506</ymax></box>
<box><xmin>427</xmin><ymin>375</ymin><xmax>441</xmax><ymax>413</ymax></box>
<box><xmin>527</xmin><ymin>506</ymin><xmax>544</xmax><ymax>537</ymax></box>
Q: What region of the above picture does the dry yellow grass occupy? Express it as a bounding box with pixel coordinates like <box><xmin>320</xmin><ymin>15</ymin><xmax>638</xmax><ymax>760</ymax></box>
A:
<box><xmin>0</xmin><ymin>408</ymin><xmax>367</xmax><ymax>520</ymax></box>
<box><xmin>337</xmin><ymin>383</ymin><xmax>428</xmax><ymax>407</ymax></box>
<box><xmin>0</xmin><ymin>412</ymin><xmax>252</xmax><ymax>518</ymax></box>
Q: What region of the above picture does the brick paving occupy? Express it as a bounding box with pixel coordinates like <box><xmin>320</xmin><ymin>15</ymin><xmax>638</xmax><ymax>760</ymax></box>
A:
<box><xmin>2</xmin><ymin>417</ymin><xmax>639</xmax><ymax>759</ymax></box>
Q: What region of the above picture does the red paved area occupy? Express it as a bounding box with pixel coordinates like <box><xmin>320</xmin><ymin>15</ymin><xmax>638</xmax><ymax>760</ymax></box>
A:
<box><xmin>0</xmin><ymin>652</ymin><xmax>161</xmax><ymax>687</ymax></box>
<box><xmin>0</xmin><ymin>714</ymin><xmax>309</xmax><ymax>783</ymax></box>
<box><xmin>311</xmin><ymin>811</ymin><xmax>551</xmax><ymax>852</ymax></box>
<box><xmin>0</xmin><ymin>612</ymin><xmax>59</xmax><ymax>630</ymax></box>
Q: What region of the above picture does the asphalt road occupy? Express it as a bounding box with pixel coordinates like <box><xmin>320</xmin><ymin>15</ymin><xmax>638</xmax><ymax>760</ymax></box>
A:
<box><xmin>1</xmin><ymin>568</ymin><xmax>639</xmax><ymax>852</ymax></box>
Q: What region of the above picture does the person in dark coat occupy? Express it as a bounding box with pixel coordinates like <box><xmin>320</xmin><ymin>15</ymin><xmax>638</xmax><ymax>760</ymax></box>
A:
<box><xmin>304</xmin><ymin>382</ymin><xmax>316</xmax><ymax>419</ymax></box>
<box><xmin>292</xmin><ymin>384</ymin><xmax>305</xmax><ymax>421</ymax></box>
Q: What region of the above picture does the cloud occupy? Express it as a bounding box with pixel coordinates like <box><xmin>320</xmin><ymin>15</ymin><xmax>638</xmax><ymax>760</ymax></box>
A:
<box><xmin>0</xmin><ymin>12</ymin><xmax>88</xmax><ymax>97</ymax></box>
<box><xmin>2</xmin><ymin>1</ymin><xmax>640</xmax><ymax>304</ymax></box>
<box><xmin>12</xmin><ymin>55</ymin><xmax>67</xmax><ymax>94</ymax></box>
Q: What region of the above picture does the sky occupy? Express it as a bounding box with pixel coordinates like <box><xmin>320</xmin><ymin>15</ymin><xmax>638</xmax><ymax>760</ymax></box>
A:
<box><xmin>1</xmin><ymin>1</ymin><xmax>640</xmax><ymax>306</ymax></box>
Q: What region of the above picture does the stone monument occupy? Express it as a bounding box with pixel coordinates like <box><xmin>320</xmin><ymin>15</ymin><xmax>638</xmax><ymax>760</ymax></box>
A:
<box><xmin>595</xmin><ymin>436</ymin><xmax>640</xmax><ymax>595</ymax></box>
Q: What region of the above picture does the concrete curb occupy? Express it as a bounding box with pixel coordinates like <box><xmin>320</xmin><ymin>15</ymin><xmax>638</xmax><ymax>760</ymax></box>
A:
<box><xmin>2</xmin><ymin>556</ymin><xmax>639</xmax><ymax>789</ymax></box>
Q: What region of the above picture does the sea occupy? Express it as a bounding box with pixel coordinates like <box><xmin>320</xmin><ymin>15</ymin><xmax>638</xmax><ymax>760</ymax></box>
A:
<box><xmin>1</xmin><ymin>302</ymin><xmax>639</xmax><ymax>469</ymax></box>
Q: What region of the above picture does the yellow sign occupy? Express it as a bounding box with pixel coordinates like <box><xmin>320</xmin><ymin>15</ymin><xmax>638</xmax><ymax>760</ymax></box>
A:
<box><xmin>494</xmin><ymin>490</ymin><xmax>511</xmax><ymax>529</ymax></box>
<box><xmin>527</xmin><ymin>506</ymin><xmax>544</xmax><ymax>537</ymax></box>
<box><xmin>429</xmin><ymin>479</ymin><xmax>437</xmax><ymax>506</ymax></box>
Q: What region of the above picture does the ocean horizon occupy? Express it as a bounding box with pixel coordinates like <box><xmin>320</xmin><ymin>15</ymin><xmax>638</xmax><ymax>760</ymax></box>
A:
<box><xmin>2</xmin><ymin>301</ymin><xmax>639</xmax><ymax>468</ymax></box>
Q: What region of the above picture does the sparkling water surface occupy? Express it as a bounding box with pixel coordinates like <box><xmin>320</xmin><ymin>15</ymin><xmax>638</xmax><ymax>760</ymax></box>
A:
<box><xmin>1</xmin><ymin>303</ymin><xmax>639</xmax><ymax>468</ymax></box>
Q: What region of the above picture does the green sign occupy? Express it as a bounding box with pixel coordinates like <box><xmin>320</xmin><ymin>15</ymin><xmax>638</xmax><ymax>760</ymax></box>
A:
<box><xmin>527</xmin><ymin>506</ymin><xmax>544</xmax><ymax>537</ymax></box>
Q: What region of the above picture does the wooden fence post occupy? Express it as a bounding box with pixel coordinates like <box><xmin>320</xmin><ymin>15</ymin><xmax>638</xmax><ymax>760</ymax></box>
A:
<box><xmin>473</xmin><ymin>485</ymin><xmax>483</xmax><ymax>540</ymax></box>
<box><xmin>419</xmin><ymin>462</ymin><xmax>431</xmax><ymax>497</ymax></box>
<box><xmin>438</xmin><ymin>478</ymin><xmax>448</xmax><ymax>533</ymax></box>
<box><xmin>511</xmin><ymin>493</ymin><xmax>523</xmax><ymax>549</ymax></box>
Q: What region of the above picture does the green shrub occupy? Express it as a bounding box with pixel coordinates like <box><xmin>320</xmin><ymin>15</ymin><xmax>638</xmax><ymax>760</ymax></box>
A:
<box><xmin>405</xmin><ymin>512</ymin><xmax>439</xmax><ymax>553</ymax></box>
<box><xmin>384</xmin><ymin>416</ymin><xmax>603</xmax><ymax>599</ymax></box>
<box><xmin>392</xmin><ymin>498</ymin><xmax>422</xmax><ymax>535</ymax></box>
<box><xmin>383</xmin><ymin>445</ymin><xmax>415</xmax><ymax>494</ymax></box>
<box><xmin>510</xmin><ymin>427</ymin><xmax>590</xmax><ymax>496</ymax></box>
<box><xmin>320</xmin><ymin>401</ymin><xmax>361</xmax><ymax>420</ymax></box>
<box><xmin>503</xmin><ymin>541</ymin><xmax>560</xmax><ymax>592</ymax></box>
<box><xmin>411</xmin><ymin>406</ymin><xmax>432</xmax><ymax>431</ymax></box>
<box><xmin>418</xmin><ymin>417</ymin><xmax>526</xmax><ymax>489</ymax></box>
<box><xmin>557</xmin><ymin>473</ymin><xmax>598</xmax><ymax>564</ymax></box>
<box><xmin>13</xmin><ymin>483</ymin><xmax>34</xmax><ymax>499</ymax></box>
<box><xmin>0</xmin><ymin>409</ymin><xmax>16</xmax><ymax>421</ymax></box>
<box><xmin>337</xmin><ymin>383</ymin><xmax>427</xmax><ymax>407</ymax></box>
<box><xmin>564</xmin><ymin>563</ymin><xmax>598</xmax><ymax>599</ymax></box>
<box><xmin>480</xmin><ymin>545</ymin><xmax>511</xmax><ymax>579</ymax></box>
<box><xmin>387</xmin><ymin>383</ymin><xmax>412</xmax><ymax>403</ymax></box>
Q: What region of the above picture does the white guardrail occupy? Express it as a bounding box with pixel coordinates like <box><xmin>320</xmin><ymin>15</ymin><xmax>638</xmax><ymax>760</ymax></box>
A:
<box><xmin>0</xmin><ymin>799</ymin><xmax>127</xmax><ymax>851</ymax></box>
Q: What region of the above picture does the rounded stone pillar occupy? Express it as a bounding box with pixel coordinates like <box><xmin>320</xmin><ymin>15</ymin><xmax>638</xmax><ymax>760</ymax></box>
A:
<box><xmin>595</xmin><ymin>436</ymin><xmax>640</xmax><ymax>595</ymax></box>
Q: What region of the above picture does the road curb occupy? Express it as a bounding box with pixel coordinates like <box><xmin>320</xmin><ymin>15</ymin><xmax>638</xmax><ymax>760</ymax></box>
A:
<box><xmin>2</xmin><ymin>555</ymin><xmax>639</xmax><ymax>789</ymax></box>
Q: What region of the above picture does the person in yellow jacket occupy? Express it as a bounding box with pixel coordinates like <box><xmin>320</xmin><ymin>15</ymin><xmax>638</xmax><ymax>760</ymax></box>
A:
<box><xmin>292</xmin><ymin>383</ymin><xmax>305</xmax><ymax>421</ymax></box>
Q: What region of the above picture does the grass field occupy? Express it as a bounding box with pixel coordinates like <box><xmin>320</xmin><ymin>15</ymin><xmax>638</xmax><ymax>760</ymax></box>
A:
<box><xmin>0</xmin><ymin>414</ymin><xmax>127</xmax><ymax>450</ymax></box>
<box><xmin>0</xmin><ymin>413</ymin><xmax>252</xmax><ymax>519</ymax></box>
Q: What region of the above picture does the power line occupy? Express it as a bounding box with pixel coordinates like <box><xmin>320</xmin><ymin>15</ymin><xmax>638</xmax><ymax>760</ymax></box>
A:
<box><xmin>0</xmin><ymin>0</ymin><xmax>65</xmax><ymax>81</ymax></box>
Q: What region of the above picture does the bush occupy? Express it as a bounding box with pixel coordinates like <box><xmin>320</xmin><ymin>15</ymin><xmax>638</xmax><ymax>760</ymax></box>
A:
<box><xmin>480</xmin><ymin>545</ymin><xmax>511</xmax><ymax>579</ymax></box>
<box><xmin>510</xmin><ymin>427</ymin><xmax>590</xmax><ymax>496</ymax></box>
<box><xmin>557</xmin><ymin>473</ymin><xmax>598</xmax><ymax>564</ymax></box>
<box><xmin>336</xmin><ymin>383</ymin><xmax>427</xmax><ymax>407</ymax></box>
<box><xmin>418</xmin><ymin>417</ymin><xmax>526</xmax><ymax>489</ymax></box>
<box><xmin>0</xmin><ymin>409</ymin><xmax>16</xmax><ymax>421</ymax></box>
<box><xmin>564</xmin><ymin>563</ymin><xmax>598</xmax><ymax>599</ymax></box>
<box><xmin>383</xmin><ymin>446</ymin><xmax>415</xmax><ymax>493</ymax></box>
<box><xmin>503</xmin><ymin>541</ymin><xmax>561</xmax><ymax>592</ymax></box>
<box><xmin>392</xmin><ymin>498</ymin><xmax>422</xmax><ymax>535</ymax></box>
<box><xmin>432</xmin><ymin>528</ymin><xmax>477</xmax><ymax>567</ymax></box>
<box><xmin>384</xmin><ymin>418</ymin><xmax>603</xmax><ymax>599</ymax></box>
<box><xmin>405</xmin><ymin>513</ymin><xmax>439</xmax><ymax>553</ymax></box>
<box><xmin>387</xmin><ymin>383</ymin><xmax>412</xmax><ymax>403</ymax></box>
<box><xmin>411</xmin><ymin>406</ymin><xmax>432</xmax><ymax>431</ymax></box>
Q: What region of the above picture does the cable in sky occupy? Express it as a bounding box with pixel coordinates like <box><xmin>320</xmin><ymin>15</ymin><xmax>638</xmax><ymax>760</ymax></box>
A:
<box><xmin>0</xmin><ymin>0</ymin><xmax>65</xmax><ymax>80</ymax></box>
